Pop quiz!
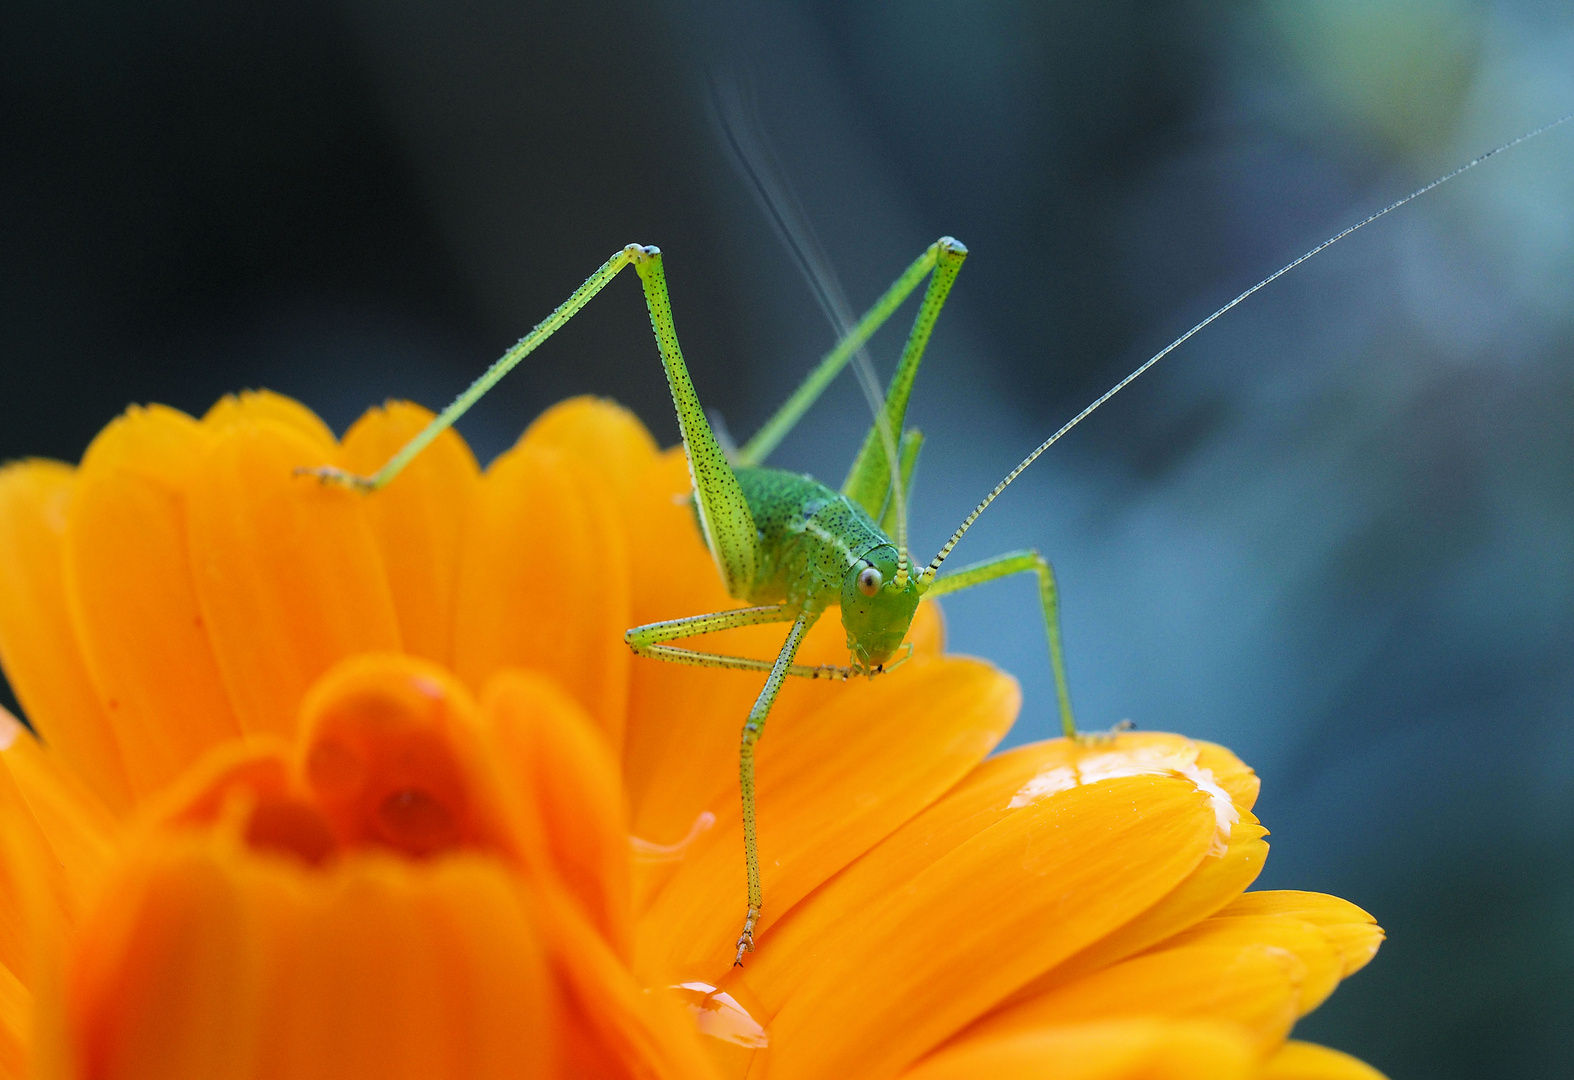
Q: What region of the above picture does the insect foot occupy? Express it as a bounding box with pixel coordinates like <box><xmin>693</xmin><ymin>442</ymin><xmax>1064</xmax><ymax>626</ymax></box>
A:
<box><xmin>292</xmin><ymin>465</ymin><xmax>376</xmax><ymax>493</ymax></box>
<box><xmin>1071</xmin><ymin>721</ymin><xmax>1136</xmax><ymax>748</ymax></box>
<box><xmin>734</xmin><ymin>905</ymin><xmax>761</xmax><ymax>967</ymax></box>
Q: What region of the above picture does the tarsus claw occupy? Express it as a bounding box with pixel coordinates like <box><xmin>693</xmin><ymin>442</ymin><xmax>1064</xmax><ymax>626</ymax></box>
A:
<box><xmin>734</xmin><ymin>906</ymin><xmax>760</xmax><ymax>966</ymax></box>
<box><xmin>294</xmin><ymin>465</ymin><xmax>376</xmax><ymax>493</ymax></box>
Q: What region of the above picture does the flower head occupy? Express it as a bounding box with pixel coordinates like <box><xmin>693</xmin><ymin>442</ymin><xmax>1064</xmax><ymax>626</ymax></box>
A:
<box><xmin>0</xmin><ymin>391</ymin><xmax>1386</xmax><ymax>1078</ymax></box>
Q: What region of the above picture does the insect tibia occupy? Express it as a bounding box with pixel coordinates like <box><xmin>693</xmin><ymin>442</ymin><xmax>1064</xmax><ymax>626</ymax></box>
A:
<box><xmin>292</xmin><ymin>465</ymin><xmax>377</xmax><ymax>493</ymax></box>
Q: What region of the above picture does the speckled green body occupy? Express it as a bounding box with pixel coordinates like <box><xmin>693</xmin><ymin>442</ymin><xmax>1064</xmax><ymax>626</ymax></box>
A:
<box><xmin>733</xmin><ymin>467</ymin><xmax>882</xmax><ymax>604</ymax></box>
<box><xmin>731</xmin><ymin>466</ymin><xmax>921</xmax><ymax>667</ymax></box>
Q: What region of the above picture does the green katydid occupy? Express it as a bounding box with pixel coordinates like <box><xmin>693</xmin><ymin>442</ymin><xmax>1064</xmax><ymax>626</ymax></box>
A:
<box><xmin>303</xmin><ymin>113</ymin><xmax>1571</xmax><ymax>966</ymax></box>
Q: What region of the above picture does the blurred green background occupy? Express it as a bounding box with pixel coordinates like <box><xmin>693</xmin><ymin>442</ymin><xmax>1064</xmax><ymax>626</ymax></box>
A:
<box><xmin>3</xmin><ymin>2</ymin><xmax>1573</xmax><ymax>1075</ymax></box>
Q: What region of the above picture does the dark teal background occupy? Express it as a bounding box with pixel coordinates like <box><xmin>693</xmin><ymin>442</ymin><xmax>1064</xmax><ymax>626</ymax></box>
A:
<box><xmin>3</xmin><ymin>2</ymin><xmax>1573</xmax><ymax>1075</ymax></box>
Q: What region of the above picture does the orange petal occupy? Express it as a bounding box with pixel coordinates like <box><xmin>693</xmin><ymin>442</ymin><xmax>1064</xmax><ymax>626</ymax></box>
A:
<box><xmin>453</xmin><ymin>439</ymin><xmax>631</xmax><ymax>751</ymax></box>
<box><xmin>621</xmin><ymin>449</ymin><xmax>944</xmax><ymax>846</ymax></box>
<box><xmin>0</xmin><ymin>712</ymin><xmax>118</xmax><ymax>920</ymax></box>
<box><xmin>741</xmin><ymin>733</ymin><xmax>1238</xmax><ymax>1016</ymax></box>
<box><xmin>1218</xmin><ymin>892</ymin><xmax>1383</xmax><ymax>981</ymax></box>
<box><xmin>1050</xmin><ymin>817</ymin><xmax>1267</xmax><ymax>991</ymax></box>
<box><xmin>999</xmin><ymin>743</ymin><xmax>1267</xmax><ymax>1004</ymax></box>
<box><xmin>531</xmin><ymin>883</ymin><xmax>723</xmax><ymax>1080</ymax></box>
<box><xmin>339</xmin><ymin>403</ymin><xmax>480</xmax><ymax>667</ymax></box>
<box><xmin>900</xmin><ymin>1019</ymin><xmax>1258</xmax><ymax>1080</ymax></box>
<box><xmin>520</xmin><ymin>397</ymin><xmax>659</xmax><ymax>514</ymax></box>
<box><xmin>1257</xmin><ymin>1041</ymin><xmax>1389</xmax><ymax>1080</ymax></box>
<box><xmin>184</xmin><ymin>418</ymin><xmax>401</xmax><ymax>739</ymax></box>
<box><xmin>203</xmin><ymin>389</ymin><xmax>337</xmax><ymax>452</ymax></box>
<box><xmin>66</xmin><ymin>835</ymin><xmax>557</xmax><ymax>1080</ymax></box>
<box><xmin>956</xmin><ymin>941</ymin><xmax>1301</xmax><ymax>1057</ymax></box>
<box><xmin>271</xmin><ymin>854</ymin><xmax>558</xmax><ymax>1080</ymax></box>
<box><xmin>634</xmin><ymin>656</ymin><xmax>1018</xmax><ymax>985</ymax></box>
<box><xmin>0</xmin><ymin>462</ymin><xmax>130</xmax><ymax>812</ymax></box>
<box><xmin>0</xmin><ymin>709</ymin><xmax>119</xmax><ymax>996</ymax></box>
<box><xmin>1196</xmin><ymin>739</ymin><xmax>1260</xmax><ymax>812</ymax></box>
<box><xmin>0</xmin><ymin>961</ymin><xmax>25</xmax><ymax>1080</ymax></box>
<box><xmin>0</xmin><ymin>785</ymin><xmax>80</xmax><ymax>1080</ymax></box>
<box><xmin>482</xmin><ymin>670</ymin><xmax>632</xmax><ymax>958</ymax></box>
<box><xmin>743</xmin><ymin>741</ymin><xmax>1224</xmax><ymax>1080</ymax></box>
<box><xmin>1156</xmin><ymin>908</ymin><xmax>1351</xmax><ymax>1017</ymax></box>
<box><xmin>64</xmin><ymin>405</ymin><xmax>243</xmax><ymax>796</ymax></box>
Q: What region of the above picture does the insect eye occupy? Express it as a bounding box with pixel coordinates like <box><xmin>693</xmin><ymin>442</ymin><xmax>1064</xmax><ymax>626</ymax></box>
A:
<box><xmin>857</xmin><ymin>565</ymin><xmax>883</xmax><ymax>597</ymax></box>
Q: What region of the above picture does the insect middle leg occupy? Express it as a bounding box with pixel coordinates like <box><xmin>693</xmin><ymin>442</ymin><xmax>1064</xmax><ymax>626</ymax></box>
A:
<box><xmin>923</xmin><ymin>549</ymin><xmax>1078</xmax><ymax>738</ymax></box>
<box><xmin>625</xmin><ymin>604</ymin><xmax>829</xmax><ymax>964</ymax></box>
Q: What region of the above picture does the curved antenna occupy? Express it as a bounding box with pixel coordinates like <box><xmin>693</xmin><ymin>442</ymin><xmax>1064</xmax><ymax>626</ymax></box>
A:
<box><xmin>706</xmin><ymin>70</ymin><xmax>913</xmax><ymax>584</ymax></box>
<box><xmin>922</xmin><ymin>113</ymin><xmax>1574</xmax><ymax>586</ymax></box>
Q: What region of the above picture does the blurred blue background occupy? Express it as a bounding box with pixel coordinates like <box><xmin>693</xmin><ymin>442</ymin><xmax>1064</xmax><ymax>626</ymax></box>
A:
<box><xmin>3</xmin><ymin>1</ymin><xmax>1572</xmax><ymax>1075</ymax></box>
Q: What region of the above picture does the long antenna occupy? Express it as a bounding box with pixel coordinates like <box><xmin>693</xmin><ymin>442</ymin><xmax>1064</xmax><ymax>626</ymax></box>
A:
<box><xmin>922</xmin><ymin>113</ymin><xmax>1574</xmax><ymax>586</ymax></box>
<box><xmin>706</xmin><ymin>70</ymin><xmax>914</xmax><ymax>584</ymax></box>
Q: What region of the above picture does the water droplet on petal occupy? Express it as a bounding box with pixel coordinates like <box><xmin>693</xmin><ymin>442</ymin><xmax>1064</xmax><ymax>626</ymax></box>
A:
<box><xmin>664</xmin><ymin>978</ymin><xmax>769</xmax><ymax>1077</ymax></box>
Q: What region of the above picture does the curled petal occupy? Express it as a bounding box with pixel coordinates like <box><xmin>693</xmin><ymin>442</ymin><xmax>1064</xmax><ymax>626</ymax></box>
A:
<box><xmin>296</xmin><ymin>655</ymin><xmax>506</xmax><ymax>861</ymax></box>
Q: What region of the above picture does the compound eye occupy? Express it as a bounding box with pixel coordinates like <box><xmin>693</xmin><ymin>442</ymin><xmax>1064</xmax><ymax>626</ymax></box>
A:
<box><xmin>857</xmin><ymin>565</ymin><xmax>883</xmax><ymax>597</ymax></box>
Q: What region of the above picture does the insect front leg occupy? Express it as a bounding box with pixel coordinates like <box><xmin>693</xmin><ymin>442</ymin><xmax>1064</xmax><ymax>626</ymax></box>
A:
<box><xmin>924</xmin><ymin>549</ymin><xmax>1077</xmax><ymax>738</ymax></box>
<box><xmin>735</xmin><ymin>609</ymin><xmax>820</xmax><ymax>965</ymax></box>
<box><xmin>625</xmin><ymin>605</ymin><xmax>854</xmax><ymax>680</ymax></box>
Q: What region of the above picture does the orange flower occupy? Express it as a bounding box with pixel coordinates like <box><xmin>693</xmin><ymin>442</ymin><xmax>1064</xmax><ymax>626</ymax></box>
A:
<box><xmin>0</xmin><ymin>391</ymin><xmax>1387</xmax><ymax>1079</ymax></box>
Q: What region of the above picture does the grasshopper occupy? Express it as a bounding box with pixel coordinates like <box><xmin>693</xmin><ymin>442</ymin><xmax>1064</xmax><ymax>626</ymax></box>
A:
<box><xmin>304</xmin><ymin>113</ymin><xmax>1570</xmax><ymax>965</ymax></box>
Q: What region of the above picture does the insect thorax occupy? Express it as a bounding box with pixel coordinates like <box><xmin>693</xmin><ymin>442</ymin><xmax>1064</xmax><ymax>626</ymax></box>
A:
<box><xmin>732</xmin><ymin>466</ymin><xmax>889</xmax><ymax>611</ymax></box>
